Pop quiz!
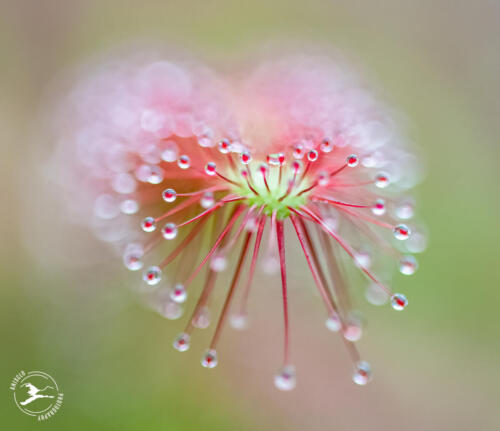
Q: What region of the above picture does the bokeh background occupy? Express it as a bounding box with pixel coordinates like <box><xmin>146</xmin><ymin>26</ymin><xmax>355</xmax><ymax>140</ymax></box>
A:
<box><xmin>1</xmin><ymin>1</ymin><xmax>499</xmax><ymax>430</ymax></box>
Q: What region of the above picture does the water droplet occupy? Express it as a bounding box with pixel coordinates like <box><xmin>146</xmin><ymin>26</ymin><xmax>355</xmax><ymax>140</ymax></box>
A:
<box><xmin>395</xmin><ymin>202</ymin><xmax>414</xmax><ymax>220</ymax></box>
<box><xmin>201</xmin><ymin>349</ymin><xmax>218</xmax><ymax>368</ymax></box>
<box><xmin>160</xmin><ymin>300</ymin><xmax>183</xmax><ymax>320</ymax></box>
<box><xmin>346</xmin><ymin>154</ymin><xmax>359</xmax><ymax>167</ymax></box>
<box><xmin>198</xmin><ymin>136</ymin><xmax>212</xmax><ymax>148</ymax></box>
<box><xmin>393</xmin><ymin>224</ymin><xmax>411</xmax><ymax>240</ymax></box>
<box><xmin>317</xmin><ymin>171</ymin><xmax>329</xmax><ymax>186</ymax></box>
<box><xmin>205</xmin><ymin>162</ymin><xmax>217</xmax><ymax>176</ymax></box>
<box><xmin>177</xmin><ymin>155</ymin><xmax>190</xmax><ymax>169</ymax></box>
<box><xmin>147</xmin><ymin>165</ymin><xmax>164</xmax><ymax>184</ymax></box>
<box><xmin>353</xmin><ymin>361</ymin><xmax>372</xmax><ymax>385</ymax></box>
<box><xmin>123</xmin><ymin>244</ymin><xmax>144</xmax><ymax>271</ymax></box>
<box><xmin>325</xmin><ymin>312</ymin><xmax>341</xmax><ymax>332</ymax></box>
<box><xmin>354</xmin><ymin>250</ymin><xmax>371</xmax><ymax>269</ymax></box>
<box><xmin>143</xmin><ymin>266</ymin><xmax>162</xmax><ymax>286</ymax></box>
<box><xmin>320</xmin><ymin>138</ymin><xmax>334</xmax><ymax>153</ymax></box>
<box><xmin>274</xmin><ymin>365</ymin><xmax>296</xmax><ymax>391</ymax></box>
<box><xmin>307</xmin><ymin>150</ymin><xmax>319</xmax><ymax>162</ymax></box>
<box><xmin>141</xmin><ymin>217</ymin><xmax>156</xmax><ymax>232</ymax></box>
<box><xmin>162</xmin><ymin>188</ymin><xmax>177</xmax><ymax>203</ymax></box>
<box><xmin>391</xmin><ymin>293</ymin><xmax>408</xmax><ymax>310</ymax></box>
<box><xmin>170</xmin><ymin>284</ymin><xmax>187</xmax><ymax>303</ymax></box>
<box><xmin>120</xmin><ymin>199</ymin><xmax>139</xmax><ymax>215</ymax></box>
<box><xmin>230</xmin><ymin>313</ymin><xmax>248</xmax><ymax>330</ymax></box>
<box><xmin>218</xmin><ymin>139</ymin><xmax>232</xmax><ymax>154</ymax></box>
<box><xmin>200</xmin><ymin>192</ymin><xmax>215</xmax><ymax>209</ymax></box>
<box><xmin>343</xmin><ymin>317</ymin><xmax>363</xmax><ymax>341</ymax></box>
<box><xmin>173</xmin><ymin>332</ymin><xmax>190</xmax><ymax>352</ymax></box>
<box><xmin>399</xmin><ymin>255</ymin><xmax>418</xmax><ymax>275</ymax></box>
<box><xmin>405</xmin><ymin>230</ymin><xmax>428</xmax><ymax>253</ymax></box>
<box><xmin>375</xmin><ymin>172</ymin><xmax>390</xmax><ymax>188</ymax></box>
<box><xmin>161</xmin><ymin>141</ymin><xmax>179</xmax><ymax>162</ymax></box>
<box><xmin>267</xmin><ymin>152</ymin><xmax>285</xmax><ymax>166</ymax></box>
<box><xmin>162</xmin><ymin>223</ymin><xmax>178</xmax><ymax>240</ymax></box>
<box><xmin>112</xmin><ymin>173</ymin><xmax>137</xmax><ymax>194</ymax></box>
<box><xmin>241</xmin><ymin>152</ymin><xmax>252</xmax><ymax>164</ymax></box>
<box><xmin>210</xmin><ymin>254</ymin><xmax>227</xmax><ymax>272</ymax></box>
<box><xmin>371</xmin><ymin>199</ymin><xmax>386</xmax><ymax>216</ymax></box>
<box><xmin>293</xmin><ymin>143</ymin><xmax>305</xmax><ymax>159</ymax></box>
<box><xmin>192</xmin><ymin>306</ymin><xmax>210</xmax><ymax>329</ymax></box>
<box><xmin>94</xmin><ymin>194</ymin><xmax>120</xmax><ymax>219</ymax></box>
<box><xmin>365</xmin><ymin>283</ymin><xmax>389</xmax><ymax>306</ymax></box>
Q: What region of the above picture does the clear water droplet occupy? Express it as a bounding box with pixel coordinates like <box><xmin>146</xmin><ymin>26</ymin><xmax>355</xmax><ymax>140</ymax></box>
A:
<box><xmin>210</xmin><ymin>254</ymin><xmax>227</xmax><ymax>272</ymax></box>
<box><xmin>399</xmin><ymin>255</ymin><xmax>418</xmax><ymax>275</ymax></box>
<box><xmin>343</xmin><ymin>317</ymin><xmax>363</xmax><ymax>341</ymax></box>
<box><xmin>354</xmin><ymin>250</ymin><xmax>372</xmax><ymax>269</ymax></box>
<box><xmin>161</xmin><ymin>141</ymin><xmax>179</xmax><ymax>162</ymax></box>
<box><xmin>307</xmin><ymin>149</ymin><xmax>319</xmax><ymax>162</ymax></box>
<box><xmin>141</xmin><ymin>217</ymin><xmax>156</xmax><ymax>232</ymax></box>
<box><xmin>143</xmin><ymin>266</ymin><xmax>162</xmax><ymax>286</ymax></box>
<box><xmin>205</xmin><ymin>162</ymin><xmax>217</xmax><ymax>176</ymax></box>
<box><xmin>346</xmin><ymin>154</ymin><xmax>359</xmax><ymax>167</ymax></box>
<box><xmin>192</xmin><ymin>306</ymin><xmax>210</xmax><ymax>329</ymax></box>
<box><xmin>395</xmin><ymin>202</ymin><xmax>414</xmax><ymax>220</ymax></box>
<box><xmin>170</xmin><ymin>284</ymin><xmax>187</xmax><ymax>303</ymax></box>
<box><xmin>200</xmin><ymin>192</ymin><xmax>215</xmax><ymax>209</ymax></box>
<box><xmin>218</xmin><ymin>139</ymin><xmax>232</xmax><ymax>154</ymax></box>
<box><xmin>160</xmin><ymin>300</ymin><xmax>183</xmax><ymax>320</ymax></box>
<box><xmin>353</xmin><ymin>361</ymin><xmax>372</xmax><ymax>385</ymax></box>
<box><xmin>375</xmin><ymin>172</ymin><xmax>390</xmax><ymax>188</ymax></box>
<box><xmin>325</xmin><ymin>312</ymin><xmax>341</xmax><ymax>332</ymax></box>
<box><xmin>201</xmin><ymin>349</ymin><xmax>218</xmax><ymax>368</ymax></box>
<box><xmin>162</xmin><ymin>188</ymin><xmax>177</xmax><ymax>203</ymax></box>
<box><xmin>123</xmin><ymin>244</ymin><xmax>144</xmax><ymax>271</ymax></box>
<box><xmin>162</xmin><ymin>223</ymin><xmax>178</xmax><ymax>240</ymax></box>
<box><xmin>177</xmin><ymin>155</ymin><xmax>190</xmax><ymax>169</ymax></box>
<box><xmin>371</xmin><ymin>198</ymin><xmax>386</xmax><ymax>216</ymax></box>
<box><xmin>274</xmin><ymin>365</ymin><xmax>296</xmax><ymax>391</ymax></box>
<box><xmin>391</xmin><ymin>293</ymin><xmax>408</xmax><ymax>310</ymax></box>
<box><xmin>241</xmin><ymin>151</ymin><xmax>252</xmax><ymax>164</ymax></box>
<box><xmin>147</xmin><ymin>165</ymin><xmax>164</xmax><ymax>184</ymax></box>
<box><xmin>173</xmin><ymin>332</ymin><xmax>190</xmax><ymax>352</ymax></box>
<box><xmin>230</xmin><ymin>313</ymin><xmax>248</xmax><ymax>330</ymax></box>
<box><xmin>320</xmin><ymin>138</ymin><xmax>334</xmax><ymax>153</ymax></box>
<box><xmin>267</xmin><ymin>152</ymin><xmax>285</xmax><ymax>166</ymax></box>
<box><xmin>365</xmin><ymin>283</ymin><xmax>389</xmax><ymax>306</ymax></box>
<box><xmin>317</xmin><ymin>171</ymin><xmax>329</xmax><ymax>186</ymax></box>
<box><xmin>393</xmin><ymin>224</ymin><xmax>411</xmax><ymax>240</ymax></box>
<box><xmin>198</xmin><ymin>136</ymin><xmax>212</xmax><ymax>148</ymax></box>
<box><xmin>120</xmin><ymin>199</ymin><xmax>139</xmax><ymax>215</ymax></box>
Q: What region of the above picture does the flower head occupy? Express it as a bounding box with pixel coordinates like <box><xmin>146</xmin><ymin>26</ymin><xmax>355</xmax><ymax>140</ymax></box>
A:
<box><xmin>55</xmin><ymin>53</ymin><xmax>425</xmax><ymax>390</ymax></box>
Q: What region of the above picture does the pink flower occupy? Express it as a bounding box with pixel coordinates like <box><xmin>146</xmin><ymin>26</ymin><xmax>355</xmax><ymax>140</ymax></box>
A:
<box><xmin>55</xmin><ymin>53</ymin><xmax>425</xmax><ymax>390</ymax></box>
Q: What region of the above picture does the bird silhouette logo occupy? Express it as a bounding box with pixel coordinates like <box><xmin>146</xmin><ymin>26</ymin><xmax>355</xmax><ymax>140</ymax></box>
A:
<box><xmin>10</xmin><ymin>371</ymin><xmax>63</xmax><ymax>419</ymax></box>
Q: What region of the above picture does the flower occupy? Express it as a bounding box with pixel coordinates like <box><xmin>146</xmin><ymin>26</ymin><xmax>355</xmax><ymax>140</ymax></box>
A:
<box><xmin>54</xmin><ymin>53</ymin><xmax>425</xmax><ymax>391</ymax></box>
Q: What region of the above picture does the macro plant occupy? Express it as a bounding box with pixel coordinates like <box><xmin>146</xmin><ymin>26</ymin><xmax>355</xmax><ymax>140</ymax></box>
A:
<box><xmin>55</xmin><ymin>53</ymin><xmax>425</xmax><ymax>391</ymax></box>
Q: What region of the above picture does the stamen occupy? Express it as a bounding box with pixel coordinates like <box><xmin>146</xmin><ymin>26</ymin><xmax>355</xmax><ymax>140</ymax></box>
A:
<box><xmin>312</xmin><ymin>196</ymin><xmax>372</xmax><ymax>209</ymax></box>
<box><xmin>276</xmin><ymin>219</ymin><xmax>290</xmax><ymax>366</ymax></box>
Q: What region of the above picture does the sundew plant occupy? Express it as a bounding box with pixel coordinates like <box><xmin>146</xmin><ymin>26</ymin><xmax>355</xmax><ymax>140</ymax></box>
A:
<box><xmin>54</xmin><ymin>52</ymin><xmax>425</xmax><ymax>391</ymax></box>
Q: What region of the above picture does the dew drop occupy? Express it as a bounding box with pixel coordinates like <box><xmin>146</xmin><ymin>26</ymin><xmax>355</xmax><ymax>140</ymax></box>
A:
<box><xmin>399</xmin><ymin>255</ymin><xmax>418</xmax><ymax>275</ymax></box>
<box><xmin>162</xmin><ymin>188</ymin><xmax>177</xmax><ymax>203</ymax></box>
<box><xmin>210</xmin><ymin>254</ymin><xmax>227</xmax><ymax>272</ymax></box>
<box><xmin>393</xmin><ymin>224</ymin><xmax>411</xmax><ymax>240</ymax></box>
<box><xmin>192</xmin><ymin>306</ymin><xmax>210</xmax><ymax>329</ymax></box>
<box><xmin>201</xmin><ymin>349</ymin><xmax>218</xmax><ymax>368</ymax></box>
<box><xmin>143</xmin><ymin>266</ymin><xmax>162</xmax><ymax>286</ymax></box>
<box><xmin>161</xmin><ymin>141</ymin><xmax>179</xmax><ymax>162</ymax></box>
<box><xmin>320</xmin><ymin>138</ymin><xmax>334</xmax><ymax>153</ymax></box>
<box><xmin>375</xmin><ymin>172</ymin><xmax>390</xmax><ymax>188</ymax></box>
<box><xmin>205</xmin><ymin>162</ymin><xmax>217</xmax><ymax>176</ymax></box>
<box><xmin>267</xmin><ymin>152</ymin><xmax>285</xmax><ymax>166</ymax></box>
<box><xmin>346</xmin><ymin>154</ymin><xmax>359</xmax><ymax>167</ymax></box>
<box><xmin>395</xmin><ymin>202</ymin><xmax>414</xmax><ymax>220</ymax></box>
<box><xmin>371</xmin><ymin>198</ymin><xmax>386</xmax><ymax>216</ymax></box>
<box><xmin>120</xmin><ymin>199</ymin><xmax>139</xmax><ymax>215</ymax></box>
<box><xmin>200</xmin><ymin>191</ymin><xmax>215</xmax><ymax>209</ymax></box>
<box><xmin>112</xmin><ymin>173</ymin><xmax>137</xmax><ymax>194</ymax></box>
<box><xmin>391</xmin><ymin>293</ymin><xmax>408</xmax><ymax>310</ymax></box>
<box><xmin>307</xmin><ymin>149</ymin><xmax>319</xmax><ymax>162</ymax></box>
<box><xmin>354</xmin><ymin>250</ymin><xmax>372</xmax><ymax>269</ymax></box>
<box><xmin>274</xmin><ymin>366</ymin><xmax>296</xmax><ymax>391</ymax></box>
<box><xmin>123</xmin><ymin>244</ymin><xmax>144</xmax><ymax>271</ymax></box>
<box><xmin>365</xmin><ymin>283</ymin><xmax>389</xmax><ymax>306</ymax></box>
<box><xmin>343</xmin><ymin>317</ymin><xmax>363</xmax><ymax>341</ymax></box>
<box><xmin>325</xmin><ymin>312</ymin><xmax>341</xmax><ymax>332</ymax></box>
<box><xmin>147</xmin><ymin>165</ymin><xmax>164</xmax><ymax>184</ymax></box>
<box><xmin>317</xmin><ymin>171</ymin><xmax>329</xmax><ymax>186</ymax></box>
<box><xmin>230</xmin><ymin>313</ymin><xmax>248</xmax><ymax>330</ymax></box>
<box><xmin>218</xmin><ymin>139</ymin><xmax>232</xmax><ymax>154</ymax></box>
<box><xmin>160</xmin><ymin>300</ymin><xmax>183</xmax><ymax>320</ymax></box>
<box><xmin>293</xmin><ymin>143</ymin><xmax>305</xmax><ymax>159</ymax></box>
<box><xmin>162</xmin><ymin>223</ymin><xmax>178</xmax><ymax>240</ymax></box>
<box><xmin>198</xmin><ymin>136</ymin><xmax>212</xmax><ymax>148</ymax></box>
<box><xmin>241</xmin><ymin>151</ymin><xmax>252</xmax><ymax>164</ymax></box>
<box><xmin>141</xmin><ymin>217</ymin><xmax>156</xmax><ymax>232</ymax></box>
<box><xmin>353</xmin><ymin>361</ymin><xmax>372</xmax><ymax>385</ymax></box>
<box><xmin>173</xmin><ymin>332</ymin><xmax>190</xmax><ymax>352</ymax></box>
<box><xmin>170</xmin><ymin>284</ymin><xmax>187</xmax><ymax>303</ymax></box>
<box><xmin>177</xmin><ymin>155</ymin><xmax>191</xmax><ymax>169</ymax></box>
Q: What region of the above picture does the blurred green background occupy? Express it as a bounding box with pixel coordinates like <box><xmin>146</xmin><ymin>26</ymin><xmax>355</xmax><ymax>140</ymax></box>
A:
<box><xmin>1</xmin><ymin>1</ymin><xmax>499</xmax><ymax>430</ymax></box>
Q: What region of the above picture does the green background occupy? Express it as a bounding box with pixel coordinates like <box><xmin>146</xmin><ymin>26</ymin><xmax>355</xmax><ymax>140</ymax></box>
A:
<box><xmin>1</xmin><ymin>1</ymin><xmax>499</xmax><ymax>429</ymax></box>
